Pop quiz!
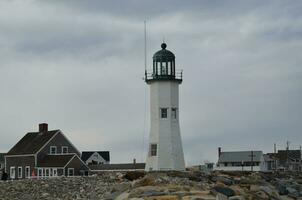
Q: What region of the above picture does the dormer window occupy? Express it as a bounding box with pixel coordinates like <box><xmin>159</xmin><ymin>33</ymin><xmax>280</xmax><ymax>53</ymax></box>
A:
<box><xmin>62</xmin><ymin>146</ymin><xmax>68</xmax><ymax>154</ymax></box>
<box><xmin>50</xmin><ymin>146</ymin><xmax>57</xmax><ymax>154</ymax></box>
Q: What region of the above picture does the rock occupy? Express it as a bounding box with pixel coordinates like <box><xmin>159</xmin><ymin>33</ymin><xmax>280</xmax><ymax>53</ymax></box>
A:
<box><xmin>212</xmin><ymin>186</ymin><xmax>235</xmax><ymax>197</ymax></box>
<box><xmin>228</xmin><ymin>196</ymin><xmax>245</xmax><ymax>200</ymax></box>
<box><xmin>115</xmin><ymin>192</ymin><xmax>130</xmax><ymax>200</ymax></box>
<box><xmin>182</xmin><ymin>195</ymin><xmax>215</xmax><ymax>200</ymax></box>
<box><xmin>124</xmin><ymin>171</ymin><xmax>146</xmax><ymax>181</ymax></box>
<box><xmin>216</xmin><ymin>176</ymin><xmax>234</xmax><ymax>186</ymax></box>
<box><xmin>112</xmin><ymin>182</ymin><xmax>131</xmax><ymax>192</ymax></box>
<box><xmin>278</xmin><ymin>185</ymin><xmax>289</xmax><ymax>195</ymax></box>
<box><xmin>256</xmin><ymin>190</ymin><xmax>270</xmax><ymax>199</ymax></box>
<box><xmin>134</xmin><ymin>175</ymin><xmax>156</xmax><ymax>187</ymax></box>
<box><xmin>145</xmin><ymin>195</ymin><xmax>179</xmax><ymax>200</ymax></box>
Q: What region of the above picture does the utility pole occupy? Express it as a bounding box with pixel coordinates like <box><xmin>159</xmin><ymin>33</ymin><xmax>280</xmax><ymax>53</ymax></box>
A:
<box><xmin>249</xmin><ymin>151</ymin><xmax>256</xmax><ymax>172</ymax></box>
<box><xmin>274</xmin><ymin>143</ymin><xmax>277</xmax><ymax>171</ymax></box>
<box><xmin>286</xmin><ymin>141</ymin><xmax>290</xmax><ymax>171</ymax></box>
<box><xmin>299</xmin><ymin>145</ymin><xmax>302</xmax><ymax>171</ymax></box>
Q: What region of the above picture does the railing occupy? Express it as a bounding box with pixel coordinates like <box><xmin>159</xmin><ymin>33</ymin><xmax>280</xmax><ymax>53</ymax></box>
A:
<box><xmin>144</xmin><ymin>69</ymin><xmax>183</xmax><ymax>82</ymax></box>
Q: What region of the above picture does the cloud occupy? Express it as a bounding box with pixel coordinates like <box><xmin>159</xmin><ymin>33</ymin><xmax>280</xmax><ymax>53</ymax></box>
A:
<box><xmin>0</xmin><ymin>0</ymin><xmax>301</xmax><ymax>165</ymax></box>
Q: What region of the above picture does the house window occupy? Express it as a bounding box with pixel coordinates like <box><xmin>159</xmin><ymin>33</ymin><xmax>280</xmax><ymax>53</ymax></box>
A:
<box><xmin>10</xmin><ymin>167</ymin><xmax>16</xmax><ymax>179</ymax></box>
<box><xmin>68</xmin><ymin>168</ymin><xmax>74</xmax><ymax>176</ymax></box>
<box><xmin>53</xmin><ymin>168</ymin><xmax>57</xmax><ymax>177</ymax></box>
<box><xmin>160</xmin><ymin>108</ymin><xmax>168</xmax><ymax>118</ymax></box>
<box><xmin>50</xmin><ymin>146</ymin><xmax>57</xmax><ymax>154</ymax></box>
<box><xmin>150</xmin><ymin>144</ymin><xmax>157</xmax><ymax>156</ymax></box>
<box><xmin>62</xmin><ymin>146</ymin><xmax>68</xmax><ymax>154</ymax></box>
<box><xmin>38</xmin><ymin>168</ymin><xmax>43</xmax><ymax>177</ymax></box>
<box><xmin>45</xmin><ymin>168</ymin><xmax>50</xmax><ymax>177</ymax></box>
<box><xmin>171</xmin><ymin>108</ymin><xmax>177</xmax><ymax>119</ymax></box>
<box><xmin>25</xmin><ymin>166</ymin><xmax>30</xmax><ymax>178</ymax></box>
<box><xmin>18</xmin><ymin>167</ymin><xmax>22</xmax><ymax>178</ymax></box>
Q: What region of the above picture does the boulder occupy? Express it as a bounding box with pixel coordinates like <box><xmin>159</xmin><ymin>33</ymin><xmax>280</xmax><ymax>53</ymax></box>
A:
<box><xmin>124</xmin><ymin>171</ymin><xmax>146</xmax><ymax>181</ymax></box>
<box><xmin>211</xmin><ymin>186</ymin><xmax>235</xmax><ymax>197</ymax></box>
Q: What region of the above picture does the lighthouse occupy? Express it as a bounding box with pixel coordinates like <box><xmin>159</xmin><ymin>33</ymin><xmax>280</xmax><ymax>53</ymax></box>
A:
<box><xmin>145</xmin><ymin>43</ymin><xmax>185</xmax><ymax>171</ymax></box>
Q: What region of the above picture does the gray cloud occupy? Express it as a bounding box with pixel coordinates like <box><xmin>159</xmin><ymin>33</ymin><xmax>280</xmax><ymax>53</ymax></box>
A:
<box><xmin>0</xmin><ymin>0</ymin><xmax>301</xmax><ymax>165</ymax></box>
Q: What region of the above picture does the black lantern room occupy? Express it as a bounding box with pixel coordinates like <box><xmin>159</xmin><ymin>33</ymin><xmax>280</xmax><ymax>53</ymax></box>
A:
<box><xmin>145</xmin><ymin>43</ymin><xmax>182</xmax><ymax>83</ymax></box>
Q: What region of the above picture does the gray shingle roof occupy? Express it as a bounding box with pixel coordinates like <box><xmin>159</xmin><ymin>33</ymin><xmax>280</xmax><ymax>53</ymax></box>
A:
<box><xmin>6</xmin><ymin>130</ymin><xmax>59</xmax><ymax>155</ymax></box>
<box><xmin>218</xmin><ymin>151</ymin><xmax>263</xmax><ymax>163</ymax></box>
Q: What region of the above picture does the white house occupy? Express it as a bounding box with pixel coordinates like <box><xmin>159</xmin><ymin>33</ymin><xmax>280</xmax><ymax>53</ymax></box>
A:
<box><xmin>215</xmin><ymin>148</ymin><xmax>266</xmax><ymax>171</ymax></box>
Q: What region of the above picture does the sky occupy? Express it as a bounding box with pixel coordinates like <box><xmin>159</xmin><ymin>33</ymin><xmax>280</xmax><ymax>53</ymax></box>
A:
<box><xmin>0</xmin><ymin>0</ymin><xmax>301</xmax><ymax>166</ymax></box>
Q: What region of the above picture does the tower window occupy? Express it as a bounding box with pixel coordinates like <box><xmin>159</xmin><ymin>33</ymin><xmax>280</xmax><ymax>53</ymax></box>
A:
<box><xmin>160</xmin><ymin>108</ymin><xmax>168</xmax><ymax>118</ymax></box>
<box><xmin>161</xmin><ymin>62</ymin><xmax>167</xmax><ymax>75</ymax></box>
<box><xmin>150</xmin><ymin>144</ymin><xmax>157</xmax><ymax>156</ymax></box>
<box><xmin>172</xmin><ymin>108</ymin><xmax>177</xmax><ymax>119</ymax></box>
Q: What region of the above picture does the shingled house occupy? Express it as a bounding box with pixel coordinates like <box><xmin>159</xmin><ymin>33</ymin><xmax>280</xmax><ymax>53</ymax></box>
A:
<box><xmin>265</xmin><ymin>149</ymin><xmax>302</xmax><ymax>171</ymax></box>
<box><xmin>5</xmin><ymin>123</ymin><xmax>89</xmax><ymax>179</ymax></box>
<box><xmin>0</xmin><ymin>153</ymin><xmax>5</xmax><ymax>178</ymax></box>
<box><xmin>81</xmin><ymin>151</ymin><xmax>110</xmax><ymax>165</ymax></box>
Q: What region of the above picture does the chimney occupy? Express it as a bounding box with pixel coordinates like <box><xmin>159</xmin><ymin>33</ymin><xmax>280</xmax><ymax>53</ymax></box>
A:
<box><xmin>133</xmin><ymin>158</ymin><xmax>136</xmax><ymax>165</ymax></box>
<box><xmin>218</xmin><ymin>147</ymin><xmax>222</xmax><ymax>158</ymax></box>
<box><xmin>39</xmin><ymin>123</ymin><xmax>48</xmax><ymax>133</ymax></box>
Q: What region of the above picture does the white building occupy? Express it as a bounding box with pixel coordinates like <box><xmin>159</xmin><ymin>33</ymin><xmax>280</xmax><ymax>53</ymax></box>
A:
<box><xmin>144</xmin><ymin>43</ymin><xmax>185</xmax><ymax>171</ymax></box>
<box><xmin>215</xmin><ymin>148</ymin><xmax>266</xmax><ymax>171</ymax></box>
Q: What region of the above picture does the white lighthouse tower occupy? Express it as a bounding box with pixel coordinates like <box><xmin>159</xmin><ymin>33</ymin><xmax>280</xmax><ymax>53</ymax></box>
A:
<box><xmin>145</xmin><ymin>43</ymin><xmax>185</xmax><ymax>171</ymax></box>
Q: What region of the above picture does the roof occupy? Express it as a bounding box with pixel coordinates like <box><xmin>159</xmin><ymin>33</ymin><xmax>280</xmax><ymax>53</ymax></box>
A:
<box><xmin>37</xmin><ymin>154</ymin><xmax>75</xmax><ymax>167</ymax></box>
<box><xmin>89</xmin><ymin>163</ymin><xmax>145</xmax><ymax>171</ymax></box>
<box><xmin>6</xmin><ymin>130</ymin><xmax>59</xmax><ymax>155</ymax></box>
<box><xmin>81</xmin><ymin>151</ymin><xmax>110</xmax><ymax>162</ymax></box>
<box><xmin>277</xmin><ymin>150</ymin><xmax>301</xmax><ymax>161</ymax></box>
<box><xmin>153</xmin><ymin>43</ymin><xmax>175</xmax><ymax>61</ymax></box>
<box><xmin>0</xmin><ymin>153</ymin><xmax>5</xmax><ymax>162</ymax></box>
<box><xmin>218</xmin><ymin>151</ymin><xmax>263</xmax><ymax>163</ymax></box>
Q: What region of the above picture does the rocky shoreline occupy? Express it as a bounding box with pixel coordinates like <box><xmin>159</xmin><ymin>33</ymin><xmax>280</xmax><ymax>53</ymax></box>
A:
<box><xmin>0</xmin><ymin>171</ymin><xmax>301</xmax><ymax>200</ymax></box>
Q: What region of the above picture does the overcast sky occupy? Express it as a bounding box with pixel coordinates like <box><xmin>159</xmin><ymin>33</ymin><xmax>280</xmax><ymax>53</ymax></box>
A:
<box><xmin>0</xmin><ymin>0</ymin><xmax>301</xmax><ymax>165</ymax></box>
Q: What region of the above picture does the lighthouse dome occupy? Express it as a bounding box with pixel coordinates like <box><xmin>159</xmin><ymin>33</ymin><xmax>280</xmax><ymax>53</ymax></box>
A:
<box><xmin>153</xmin><ymin>43</ymin><xmax>175</xmax><ymax>61</ymax></box>
<box><xmin>145</xmin><ymin>42</ymin><xmax>182</xmax><ymax>83</ymax></box>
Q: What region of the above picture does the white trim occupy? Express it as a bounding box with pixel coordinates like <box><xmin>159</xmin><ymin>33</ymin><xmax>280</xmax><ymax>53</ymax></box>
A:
<box><xmin>35</xmin><ymin>154</ymin><xmax>37</xmax><ymax>168</ymax></box>
<box><xmin>38</xmin><ymin>168</ymin><xmax>43</xmax><ymax>178</ymax></box>
<box><xmin>10</xmin><ymin>166</ymin><xmax>16</xmax><ymax>179</ymax></box>
<box><xmin>38</xmin><ymin>167</ymin><xmax>64</xmax><ymax>169</ymax></box>
<box><xmin>63</xmin><ymin>154</ymin><xmax>77</xmax><ymax>168</ymax></box>
<box><xmin>25</xmin><ymin>166</ymin><xmax>30</xmax><ymax>178</ymax></box>
<box><xmin>63</xmin><ymin>154</ymin><xmax>90</xmax><ymax>171</ymax></box>
<box><xmin>59</xmin><ymin>132</ymin><xmax>81</xmax><ymax>156</ymax></box>
<box><xmin>5</xmin><ymin>154</ymin><xmax>35</xmax><ymax>157</ymax></box>
<box><xmin>67</xmin><ymin>168</ymin><xmax>74</xmax><ymax>177</ymax></box>
<box><xmin>50</xmin><ymin>146</ymin><xmax>57</xmax><ymax>154</ymax></box>
<box><xmin>61</xmin><ymin>146</ymin><xmax>68</xmax><ymax>154</ymax></box>
<box><xmin>53</xmin><ymin>168</ymin><xmax>58</xmax><ymax>177</ymax></box>
<box><xmin>45</xmin><ymin>168</ymin><xmax>50</xmax><ymax>177</ymax></box>
<box><xmin>35</xmin><ymin>130</ymin><xmax>60</xmax><ymax>155</ymax></box>
<box><xmin>18</xmin><ymin>166</ymin><xmax>22</xmax><ymax>179</ymax></box>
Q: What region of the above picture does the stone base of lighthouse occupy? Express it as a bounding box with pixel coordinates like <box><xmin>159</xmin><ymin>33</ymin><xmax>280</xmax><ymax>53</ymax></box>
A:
<box><xmin>145</xmin><ymin>81</ymin><xmax>185</xmax><ymax>171</ymax></box>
